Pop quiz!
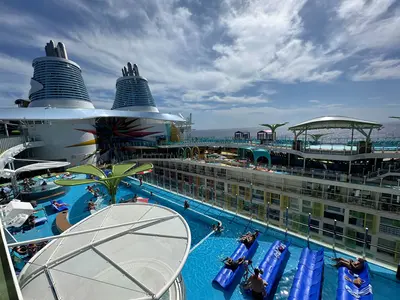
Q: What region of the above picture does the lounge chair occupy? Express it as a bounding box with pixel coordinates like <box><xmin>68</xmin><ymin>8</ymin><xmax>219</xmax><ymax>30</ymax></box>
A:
<box><xmin>51</xmin><ymin>200</ymin><xmax>68</xmax><ymax>212</ymax></box>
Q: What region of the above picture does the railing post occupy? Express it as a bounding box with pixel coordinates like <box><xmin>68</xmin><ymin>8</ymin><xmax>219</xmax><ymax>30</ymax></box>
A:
<box><xmin>236</xmin><ymin>194</ymin><xmax>238</xmax><ymax>214</ymax></box>
<box><xmin>363</xmin><ymin>227</ymin><xmax>369</xmax><ymax>259</ymax></box>
<box><xmin>266</xmin><ymin>202</ymin><xmax>270</xmax><ymax>226</ymax></box>
<box><xmin>307</xmin><ymin>213</ymin><xmax>311</xmax><ymax>246</ymax></box>
<box><xmin>285</xmin><ymin>207</ymin><xmax>289</xmax><ymax>237</ymax></box>
<box><xmin>333</xmin><ymin>219</ymin><xmax>337</xmax><ymax>250</ymax></box>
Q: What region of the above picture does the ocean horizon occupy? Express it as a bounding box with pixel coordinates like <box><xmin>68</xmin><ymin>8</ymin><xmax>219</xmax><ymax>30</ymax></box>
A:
<box><xmin>191</xmin><ymin>122</ymin><xmax>400</xmax><ymax>140</ymax></box>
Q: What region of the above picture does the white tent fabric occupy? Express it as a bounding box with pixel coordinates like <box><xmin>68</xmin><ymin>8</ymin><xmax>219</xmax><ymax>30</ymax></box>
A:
<box><xmin>18</xmin><ymin>203</ymin><xmax>191</xmax><ymax>300</ymax></box>
<box><xmin>0</xmin><ymin>161</ymin><xmax>70</xmax><ymax>178</ymax></box>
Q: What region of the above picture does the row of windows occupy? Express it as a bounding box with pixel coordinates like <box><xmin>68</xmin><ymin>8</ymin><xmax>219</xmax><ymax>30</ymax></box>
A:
<box><xmin>30</xmin><ymin>60</ymin><xmax>90</xmax><ymax>102</ymax></box>
<box><xmin>112</xmin><ymin>78</ymin><xmax>156</xmax><ymax>109</ymax></box>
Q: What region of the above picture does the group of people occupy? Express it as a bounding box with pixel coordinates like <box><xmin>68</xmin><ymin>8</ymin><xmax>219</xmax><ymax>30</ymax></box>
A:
<box><xmin>221</xmin><ymin>254</ymin><xmax>266</xmax><ymax>299</ymax></box>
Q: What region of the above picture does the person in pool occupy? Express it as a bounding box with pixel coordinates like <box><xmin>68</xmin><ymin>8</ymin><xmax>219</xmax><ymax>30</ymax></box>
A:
<box><xmin>240</xmin><ymin>230</ymin><xmax>260</xmax><ymax>247</ymax></box>
<box><xmin>243</xmin><ymin>259</ymin><xmax>253</xmax><ymax>281</ymax></box>
<box><xmin>331</xmin><ymin>257</ymin><xmax>366</xmax><ymax>273</ymax></box>
<box><xmin>222</xmin><ymin>256</ymin><xmax>245</xmax><ymax>270</ymax></box>
<box><xmin>246</xmin><ymin>268</ymin><xmax>267</xmax><ymax>299</ymax></box>
<box><xmin>213</xmin><ymin>223</ymin><xmax>223</xmax><ymax>232</ymax></box>
<box><xmin>88</xmin><ymin>201</ymin><xmax>95</xmax><ymax>210</ymax></box>
<box><xmin>184</xmin><ymin>200</ymin><xmax>190</xmax><ymax>209</ymax></box>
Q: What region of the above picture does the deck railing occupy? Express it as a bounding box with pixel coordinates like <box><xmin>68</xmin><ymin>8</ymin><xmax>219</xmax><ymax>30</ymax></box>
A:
<box><xmin>143</xmin><ymin>175</ymin><xmax>400</xmax><ymax>269</ymax></box>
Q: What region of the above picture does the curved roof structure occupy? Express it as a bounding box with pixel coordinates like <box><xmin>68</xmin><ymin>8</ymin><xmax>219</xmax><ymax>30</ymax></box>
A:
<box><xmin>18</xmin><ymin>203</ymin><xmax>191</xmax><ymax>300</ymax></box>
<box><xmin>288</xmin><ymin>116</ymin><xmax>382</xmax><ymax>131</ymax></box>
<box><xmin>0</xmin><ymin>107</ymin><xmax>184</xmax><ymax>122</ymax></box>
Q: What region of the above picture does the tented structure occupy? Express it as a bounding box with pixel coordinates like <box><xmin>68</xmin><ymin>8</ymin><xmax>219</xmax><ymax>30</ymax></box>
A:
<box><xmin>0</xmin><ymin>161</ymin><xmax>71</xmax><ymax>179</ymax></box>
<box><xmin>18</xmin><ymin>203</ymin><xmax>191</xmax><ymax>300</ymax></box>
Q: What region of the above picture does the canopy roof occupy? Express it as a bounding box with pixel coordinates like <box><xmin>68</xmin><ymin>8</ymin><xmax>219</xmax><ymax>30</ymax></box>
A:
<box><xmin>0</xmin><ymin>107</ymin><xmax>184</xmax><ymax>122</ymax></box>
<box><xmin>0</xmin><ymin>161</ymin><xmax>71</xmax><ymax>178</ymax></box>
<box><xmin>19</xmin><ymin>203</ymin><xmax>191</xmax><ymax>300</ymax></box>
<box><xmin>289</xmin><ymin>116</ymin><xmax>382</xmax><ymax>131</ymax></box>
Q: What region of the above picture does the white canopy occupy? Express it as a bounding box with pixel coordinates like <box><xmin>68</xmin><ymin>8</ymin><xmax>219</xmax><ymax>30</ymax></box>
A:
<box><xmin>0</xmin><ymin>161</ymin><xmax>71</xmax><ymax>178</ymax></box>
<box><xmin>18</xmin><ymin>203</ymin><xmax>191</xmax><ymax>300</ymax></box>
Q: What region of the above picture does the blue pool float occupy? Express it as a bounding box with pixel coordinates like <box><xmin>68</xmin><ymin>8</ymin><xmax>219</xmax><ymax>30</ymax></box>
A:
<box><xmin>288</xmin><ymin>247</ymin><xmax>324</xmax><ymax>300</ymax></box>
<box><xmin>247</xmin><ymin>240</ymin><xmax>291</xmax><ymax>299</ymax></box>
<box><xmin>336</xmin><ymin>262</ymin><xmax>372</xmax><ymax>300</ymax></box>
<box><xmin>51</xmin><ymin>200</ymin><xmax>68</xmax><ymax>212</ymax></box>
<box><xmin>213</xmin><ymin>235</ymin><xmax>260</xmax><ymax>289</ymax></box>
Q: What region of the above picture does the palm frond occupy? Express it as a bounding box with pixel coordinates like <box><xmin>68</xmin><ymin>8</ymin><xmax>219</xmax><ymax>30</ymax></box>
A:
<box><xmin>66</xmin><ymin>164</ymin><xmax>106</xmax><ymax>179</ymax></box>
<box><xmin>54</xmin><ymin>179</ymin><xmax>99</xmax><ymax>186</ymax></box>
<box><xmin>112</xmin><ymin>163</ymin><xmax>137</xmax><ymax>176</ymax></box>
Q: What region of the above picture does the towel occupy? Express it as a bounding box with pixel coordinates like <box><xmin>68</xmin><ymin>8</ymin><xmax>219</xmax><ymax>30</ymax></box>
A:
<box><xmin>345</xmin><ymin>284</ymin><xmax>373</xmax><ymax>298</ymax></box>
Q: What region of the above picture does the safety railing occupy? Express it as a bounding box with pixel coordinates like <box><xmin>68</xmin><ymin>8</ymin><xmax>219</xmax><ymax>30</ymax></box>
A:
<box><xmin>143</xmin><ymin>174</ymin><xmax>400</xmax><ymax>268</ymax></box>
<box><xmin>120</xmin><ymin>154</ymin><xmax>400</xmax><ymax>188</ymax></box>
<box><xmin>136</xmin><ymin>159</ymin><xmax>400</xmax><ymax>216</ymax></box>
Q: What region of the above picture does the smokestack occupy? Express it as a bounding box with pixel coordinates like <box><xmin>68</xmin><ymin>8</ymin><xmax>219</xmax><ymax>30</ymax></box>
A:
<box><xmin>123</xmin><ymin>66</ymin><xmax>128</xmax><ymax>76</ymax></box>
<box><xmin>58</xmin><ymin>42</ymin><xmax>68</xmax><ymax>59</ymax></box>
<box><xmin>133</xmin><ymin>64</ymin><xmax>139</xmax><ymax>76</ymax></box>
<box><xmin>127</xmin><ymin>62</ymin><xmax>133</xmax><ymax>76</ymax></box>
<box><xmin>45</xmin><ymin>43</ymin><xmax>50</xmax><ymax>56</ymax></box>
<box><xmin>48</xmin><ymin>40</ymin><xmax>56</xmax><ymax>56</ymax></box>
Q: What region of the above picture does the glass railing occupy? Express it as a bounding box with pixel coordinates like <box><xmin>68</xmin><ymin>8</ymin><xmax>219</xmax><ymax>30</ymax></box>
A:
<box><xmin>158</xmin><ymin>136</ymin><xmax>400</xmax><ymax>154</ymax></box>
<box><xmin>143</xmin><ymin>176</ymin><xmax>400</xmax><ymax>268</ymax></box>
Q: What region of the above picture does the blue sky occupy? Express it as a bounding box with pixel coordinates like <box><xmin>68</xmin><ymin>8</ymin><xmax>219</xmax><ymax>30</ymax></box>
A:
<box><xmin>0</xmin><ymin>0</ymin><xmax>399</xmax><ymax>129</ymax></box>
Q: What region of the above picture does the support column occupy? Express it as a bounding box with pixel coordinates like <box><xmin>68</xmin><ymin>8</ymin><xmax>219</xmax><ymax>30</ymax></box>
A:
<box><xmin>350</xmin><ymin>124</ymin><xmax>354</xmax><ymax>155</ymax></box>
<box><xmin>303</xmin><ymin>158</ymin><xmax>306</xmax><ymax>170</ymax></box>
<box><xmin>4</xmin><ymin>123</ymin><xmax>9</xmax><ymax>137</ymax></box>
<box><xmin>348</xmin><ymin>161</ymin><xmax>352</xmax><ymax>175</ymax></box>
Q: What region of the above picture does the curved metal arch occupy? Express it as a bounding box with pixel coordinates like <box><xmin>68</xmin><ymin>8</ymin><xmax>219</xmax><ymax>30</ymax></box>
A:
<box><xmin>190</xmin><ymin>146</ymin><xmax>200</xmax><ymax>158</ymax></box>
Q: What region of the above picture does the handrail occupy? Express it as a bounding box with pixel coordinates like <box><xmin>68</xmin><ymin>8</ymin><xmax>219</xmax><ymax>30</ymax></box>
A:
<box><xmin>144</xmin><ymin>176</ymin><xmax>400</xmax><ymax>269</ymax></box>
<box><xmin>0</xmin><ymin>222</ymin><xmax>23</xmax><ymax>300</ymax></box>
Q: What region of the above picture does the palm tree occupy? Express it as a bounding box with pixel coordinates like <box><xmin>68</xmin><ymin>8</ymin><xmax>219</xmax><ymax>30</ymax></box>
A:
<box><xmin>54</xmin><ymin>163</ymin><xmax>153</xmax><ymax>204</ymax></box>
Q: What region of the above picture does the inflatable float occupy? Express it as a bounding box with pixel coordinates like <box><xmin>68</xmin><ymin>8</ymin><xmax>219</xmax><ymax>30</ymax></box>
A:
<box><xmin>213</xmin><ymin>235</ymin><xmax>260</xmax><ymax>289</ymax></box>
<box><xmin>336</xmin><ymin>262</ymin><xmax>372</xmax><ymax>300</ymax></box>
<box><xmin>288</xmin><ymin>247</ymin><xmax>324</xmax><ymax>300</ymax></box>
<box><xmin>246</xmin><ymin>240</ymin><xmax>290</xmax><ymax>299</ymax></box>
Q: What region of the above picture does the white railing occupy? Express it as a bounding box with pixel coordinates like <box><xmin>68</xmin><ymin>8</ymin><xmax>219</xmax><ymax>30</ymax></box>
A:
<box><xmin>0</xmin><ymin>222</ymin><xmax>23</xmax><ymax>300</ymax></box>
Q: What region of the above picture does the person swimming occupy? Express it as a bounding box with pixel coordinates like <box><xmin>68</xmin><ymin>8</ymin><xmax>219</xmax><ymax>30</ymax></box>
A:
<box><xmin>88</xmin><ymin>201</ymin><xmax>95</xmax><ymax>210</ymax></box>
<box><xmin>184</xmin><ymin>200</ymin><xmax>190</xmax><ymax>209</ymax></box>
<box><xmin>213</xmin><ymin>223</ymin><xmax>223</xmax><ymax>232</ymax></box>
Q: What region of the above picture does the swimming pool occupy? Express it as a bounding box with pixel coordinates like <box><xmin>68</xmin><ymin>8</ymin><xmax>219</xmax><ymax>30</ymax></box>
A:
<box><xmin>128</xmin><ymin>179</ymin><xmax>399</xmax><ymax>300</ymax></box>
<box><xmin>10</xmin><ymin>177</ymin><xmax>400</xmax><ymax>299</ymax></box>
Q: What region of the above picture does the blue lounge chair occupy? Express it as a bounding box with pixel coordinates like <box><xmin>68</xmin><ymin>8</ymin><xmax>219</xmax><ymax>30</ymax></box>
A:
<box><xmin>213</xmin><ymin>235</ymin><xmax>260</xmax><ymax>289</ymax></box>
<box><xmin>336</xmin><ymin>262</ymin><xmax>372</xmax><ymax>300</ymax></box>
<box><xmin>288</xmin><ymin>247</ymin><xmax>324</xmax><ymax>300</ymax></box>
<box><xmin>52</xmin><ymin>200</ymin><xmax>68</xmax><ymax>212</ymax></box>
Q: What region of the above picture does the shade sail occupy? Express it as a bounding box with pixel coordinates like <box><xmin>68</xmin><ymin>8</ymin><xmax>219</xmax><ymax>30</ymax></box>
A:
<box><xmin>288</xmin><ymin>116</ymin><xmax>382</xmax><ymax>131</ymax></box>
<box><xmin>0</xmin><ymin>161</ymin><xmax>71</xmax><ymax>178</ymax></box>
<box><xmin>19</xmin><ymin>203</ymin><xmax>191</xmax><ymax>300</ymax></box>
<box><xmin>15</xmin><ymin>162</ymin><xmax>71</xmax><ymax>174</ymax></box>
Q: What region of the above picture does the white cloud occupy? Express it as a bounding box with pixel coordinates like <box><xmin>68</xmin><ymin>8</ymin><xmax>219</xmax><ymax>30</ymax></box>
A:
<box><xmin>334</xmin><ymin>0</ymin><xmax>400</xmax><ymax>51</ymax></box>
<box><xmin>0</xmin><ymin>0</ymin><xmax>399</xmax><ymax>128</ymax></box>
<box><xmin>352</xmin><ymin>57</ymin><xmax>400</xmax><ymax>81</ymax></box>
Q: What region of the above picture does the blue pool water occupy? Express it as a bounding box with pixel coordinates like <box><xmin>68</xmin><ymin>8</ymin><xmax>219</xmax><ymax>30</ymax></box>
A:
<box><xmin>11</xmin><ymin>177</ymin><xmax>400</xmax><ymax>299</ymax></box>
<box><xmin>129</xmin><ymin>180</ymin><xmax>400</xmax><ymax>300</ymax></box>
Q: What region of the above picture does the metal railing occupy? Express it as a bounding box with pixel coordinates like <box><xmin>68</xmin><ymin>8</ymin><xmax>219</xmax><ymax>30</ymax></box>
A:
<box><xmin>139</xmin><ymin>159</ymin><xmax>400</xmax><ymax>216</ymax></box>
<box><xmin>143</xmin><ymin>175</ymin><xmax>400</xmax><ymax>268</ymax></box>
